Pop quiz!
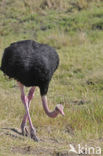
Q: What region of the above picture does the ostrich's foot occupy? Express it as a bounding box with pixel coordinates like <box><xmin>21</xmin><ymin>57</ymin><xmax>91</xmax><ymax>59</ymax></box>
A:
<box><xmin>21</xmin><ymin>126</ymin><xmax>29</xmax><ymax>136</ymax></box>
<box><xmin>21</xmin><ymin>121</ymin><xmax>29</xmax><ymax>136</ymax></box>
<box><xmin>30</xmin><ymin>127</ymin><xmax>39</xmax><ymax>142</ymax></box>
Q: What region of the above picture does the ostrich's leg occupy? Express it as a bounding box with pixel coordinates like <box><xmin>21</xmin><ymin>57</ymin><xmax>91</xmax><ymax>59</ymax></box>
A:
<box><xmin>18</xmin><ymin>82</ymin><xmax>39</xmax><ymax>141</ymax></box>
<box><xmin>20</xmin><ymin>87</ymin><xmax>36</xmax><ymax>136</ymax></box>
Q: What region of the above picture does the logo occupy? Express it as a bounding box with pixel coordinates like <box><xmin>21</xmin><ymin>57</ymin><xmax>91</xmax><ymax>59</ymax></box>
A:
<box><xmin>69</xmin><ymin>144</ymin><xmax>101</xmax><ymax>155</ymax></box>
<box><xmin>69</xmin><ymin>144</ymin><xmax>78</xmax><ymax>153</ymax></box>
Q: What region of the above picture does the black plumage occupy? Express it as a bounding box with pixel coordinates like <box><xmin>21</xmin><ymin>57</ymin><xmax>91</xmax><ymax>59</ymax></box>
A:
<box><xmin>1</xmin><ymin>40</ymin><xmax>59</xmax><ymax>95</ymax></box>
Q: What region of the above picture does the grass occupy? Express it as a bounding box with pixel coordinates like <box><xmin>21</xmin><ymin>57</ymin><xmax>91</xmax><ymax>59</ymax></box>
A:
<box><xmin>0</xmin><ymin>0</ymin><xmax>103</xmax><ymax>155</ymax></box>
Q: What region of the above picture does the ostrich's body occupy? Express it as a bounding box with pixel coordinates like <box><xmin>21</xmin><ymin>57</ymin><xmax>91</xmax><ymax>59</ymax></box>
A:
<box><xmin>1</xmin><ymin>40</ymin><xmax>64</xmax><ymax>141</ymax></box>
<box><xmin>1</xmin><ymin>40</ymin><xmax>59</xmax><ymax>95</ymax></box>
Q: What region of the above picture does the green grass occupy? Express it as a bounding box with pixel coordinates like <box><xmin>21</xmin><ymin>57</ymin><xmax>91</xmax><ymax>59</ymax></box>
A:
<box><xmin>0</xmin><ymin>0</ymin><xmax>103</xmax><ymax>155</ymax></box>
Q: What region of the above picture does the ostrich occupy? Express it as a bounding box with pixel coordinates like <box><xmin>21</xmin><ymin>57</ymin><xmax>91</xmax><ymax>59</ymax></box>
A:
<box><xmin>0</xmin><ymin>40</ymin><xmax>64</xmax><ymax>141</ymax></box>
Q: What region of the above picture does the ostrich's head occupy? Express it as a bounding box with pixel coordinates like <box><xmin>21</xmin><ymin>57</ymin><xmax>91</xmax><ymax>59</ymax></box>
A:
<box><xmin>55</xmin><ymin>104</ymin><xmax>64</xmax><ymax>116</ymax></box>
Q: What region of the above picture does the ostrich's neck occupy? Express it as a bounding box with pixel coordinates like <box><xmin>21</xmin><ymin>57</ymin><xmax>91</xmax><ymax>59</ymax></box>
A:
<box><xmin>41</xmin><ymin>96</ymin><xmax>58</xmax><ymax>118</ymax></box>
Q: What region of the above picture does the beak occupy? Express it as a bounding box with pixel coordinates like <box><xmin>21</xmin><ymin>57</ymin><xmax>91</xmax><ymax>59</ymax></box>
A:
<box><xmin>60</xmin><ymin>109</ymin><xmax>65</xmax><ymax>116</ymax></box>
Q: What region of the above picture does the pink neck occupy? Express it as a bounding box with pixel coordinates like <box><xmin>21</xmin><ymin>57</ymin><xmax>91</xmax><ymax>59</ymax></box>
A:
<box><xmin>41</xmin><ymin>96</ymin><xmax>59</xmax><ymax>118</ymax></box>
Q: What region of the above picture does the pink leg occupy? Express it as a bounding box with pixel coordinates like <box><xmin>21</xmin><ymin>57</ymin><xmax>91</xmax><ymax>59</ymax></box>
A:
<box><xmin>20</xmin><ymin>87</ymin><xmax>36</xmax><ymax>136</ymax></box>
<box><xmin>18</xmin><ymin>82</ymin><xmax>39</xmax><ymax>141</ymax></box>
